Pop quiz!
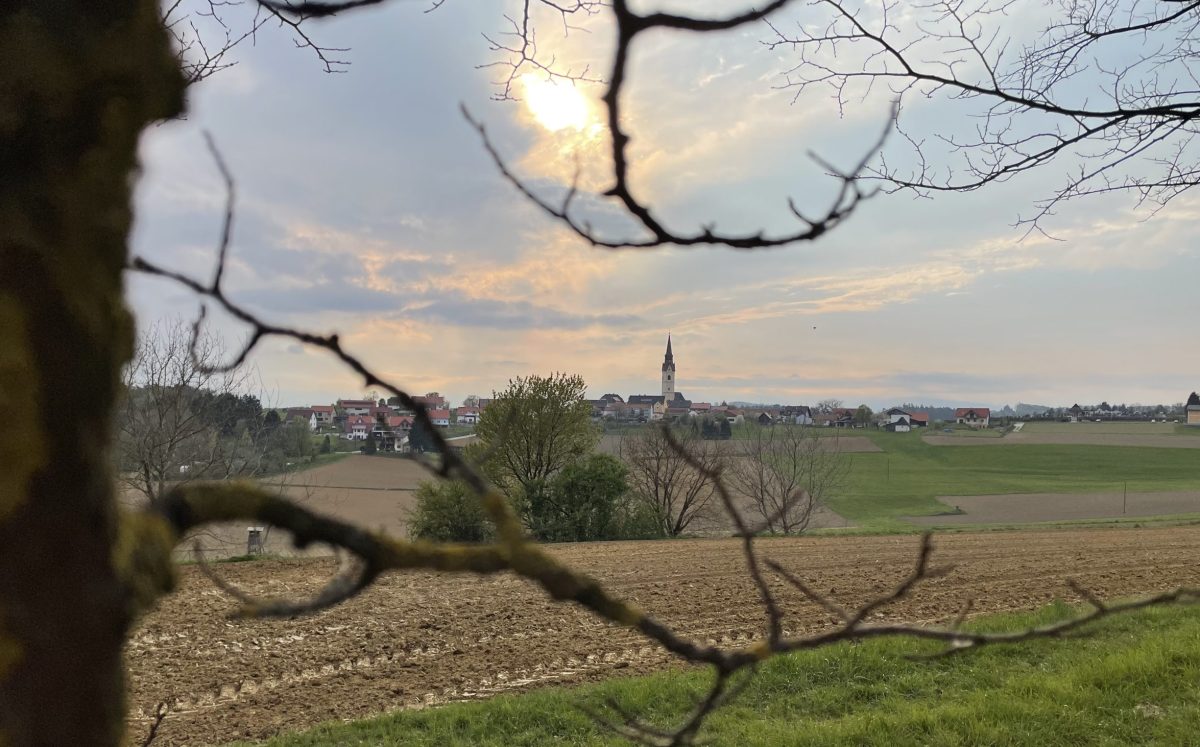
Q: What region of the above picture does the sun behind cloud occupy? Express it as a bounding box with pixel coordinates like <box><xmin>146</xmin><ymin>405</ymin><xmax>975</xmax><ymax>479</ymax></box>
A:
<box><xmin>520</xmin><ymin>74</ymin><xmax>593</xmax><ymax>132</ymax></box>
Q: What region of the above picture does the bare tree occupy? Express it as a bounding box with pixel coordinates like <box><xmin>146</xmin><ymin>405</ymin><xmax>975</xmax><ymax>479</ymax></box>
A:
<box><xmin>7</xmin><ymin>2</ymin><xmax>1200</xmax><ymax>746</ymax></box>
<box><xmin>764</xmin><ymin>0</ymin><xmax>1200</xmax><ymax>232</ymax></box>
<box><xmin>117</xmin><ymin>319</ymin><xmax>316</xmax><ymax>557</ymax></box>
<box><xmin>117</xmin><ymin>318</ymin><xmax>261</xmax><ymax>504</ymax></box>
<box><xmin>729</xmin><ymin>424</ymin><xmax>847</xmax><ymax>534</ymax></box>
<box><xmin>476</xmin><ymin>0</ymin><xmax>606</xmax><ymax>101</ymax></box>
<box><xmin>815</xmin><ymin>398</ymin><xmax>844</xmax><ymax>413</ymax></box>
<box><xmin>163</xmin><ymin>0</ymin><xmax>348</xmax><ymax>85</ymax></box>
<box><xmin>619</xmin><ymin>426</ymin><xmax>723</xmax><ymax>537</ymax></box>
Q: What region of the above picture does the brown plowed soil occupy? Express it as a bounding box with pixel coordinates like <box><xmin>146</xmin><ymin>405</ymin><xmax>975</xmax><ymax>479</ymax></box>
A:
<box><xmin>125</xmin><ymin>527</ymin><xmax>1200</xmax><ymax>745</ymax></box>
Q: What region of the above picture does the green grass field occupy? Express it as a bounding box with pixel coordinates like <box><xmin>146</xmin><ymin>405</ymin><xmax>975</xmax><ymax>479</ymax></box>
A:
<box><xmin>233</xmin><ymin>601</ymin><xmax>1200</xmax><ymax>747</ymax></box>
<box><xmin>828</xmin><ymin>431</ymin><xmax>1200</xmax><ymax>529</ymax></box>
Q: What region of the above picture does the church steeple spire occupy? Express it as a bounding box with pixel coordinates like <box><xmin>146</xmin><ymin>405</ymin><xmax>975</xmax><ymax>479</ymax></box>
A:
<box><xmin>661</xmin><ymin>334</ymin><xmax>676</xmax><ymax>401</ymax></box>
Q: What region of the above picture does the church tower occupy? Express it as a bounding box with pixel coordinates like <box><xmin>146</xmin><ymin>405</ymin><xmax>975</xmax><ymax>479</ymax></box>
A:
<box><xmin>661</xmin><ymin>334</ymin><xmax>675</xmax><ymax>402</ymax></box>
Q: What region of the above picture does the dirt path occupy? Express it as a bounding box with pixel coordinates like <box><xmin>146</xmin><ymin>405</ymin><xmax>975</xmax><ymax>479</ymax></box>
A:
<box><xmin>125</xmin><ymin>527</ymin><xmax>1200</xmax><ymax>745</ymax></box>
<box><xmin>908</xmin><ymin>491</ymin><xmax>1200</xmax><ymax>525</ymax></box>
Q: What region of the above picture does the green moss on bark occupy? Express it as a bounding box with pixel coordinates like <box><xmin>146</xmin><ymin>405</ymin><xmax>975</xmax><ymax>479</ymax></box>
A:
<box><xmin>0</xmin><ymin>2</ymin><xmax>187</xmax><ymax>744</ymax></box>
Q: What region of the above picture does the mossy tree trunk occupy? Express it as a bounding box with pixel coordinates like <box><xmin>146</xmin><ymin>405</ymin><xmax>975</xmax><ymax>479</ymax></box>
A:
<box><xmin>0</xmin><ymin>2</ymin><xmax>185</xmax><ymax>744</ymax></box>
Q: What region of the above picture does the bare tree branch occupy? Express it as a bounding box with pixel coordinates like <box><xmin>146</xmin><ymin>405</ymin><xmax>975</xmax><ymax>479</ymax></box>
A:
<box><xmin>164</xmin><ymin>0</ymin><xmax>349</xmax><ymax>83</ymax></box>
<box><xmin>259</xmin><ymin>0</ymin><xmax>894</xmax><ymax>248</ymax></box>
<box><xmin>140</xmin><ymin>701</ymin><xmax>170</xmax><ymax>747</ymax></box>
<box><xmin>764</xmin><ymin>0</ymin><xmax>1200</xmax><ymax>232</ymax></box>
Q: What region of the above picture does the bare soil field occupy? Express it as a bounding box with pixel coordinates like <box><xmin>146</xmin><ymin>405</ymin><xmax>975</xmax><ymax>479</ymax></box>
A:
<box><xmin>125</xmin><ymin>527</ymin><xmax>1200</xmax><ymax>745</ymax></box>
<box><xmin>1022</xmin><ymin>422</ymin><xmax>1187</xmax><ymax>435</ymax></box>
<box><xmin>908</xmin><ymin>491</ymin><xmax>1200</xmax><ymax>526</ymax></box>
<box><xmin>137</xmin><ymin>457</ymin><xmax>429</xmax><ymax>558</ymax></box>
<box><xmin>923</xmin><ymin>432</ymin><xmax>1200</xmax><ymax>448</ymax></box>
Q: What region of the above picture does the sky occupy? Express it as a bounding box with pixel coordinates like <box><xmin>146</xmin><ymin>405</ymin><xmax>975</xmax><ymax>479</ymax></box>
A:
<box><xmin>129</xmin><ymin>0</ymin><xmax>1200</xmax><ymax>410</ymax></box>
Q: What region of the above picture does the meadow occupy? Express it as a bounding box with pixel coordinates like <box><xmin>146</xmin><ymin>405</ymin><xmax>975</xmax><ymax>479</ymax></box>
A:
<box><xmin>828</xmin><ymin>429</ymin><xmax>1200</xmax><ymax>529</ymax></box>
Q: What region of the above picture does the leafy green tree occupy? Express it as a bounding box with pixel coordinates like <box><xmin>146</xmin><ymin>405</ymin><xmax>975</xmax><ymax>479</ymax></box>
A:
<box><xmin>319</xmin><ymin>435</ymin><xmax>332</xmax><ymax>454</ymax></box>
<box><xmin>196</xmin><ymin>391</ymin><xmax>263</xmax><ymax>437</ymax></box>
<box><xmin>854</xmin><ymin>404</ymin><xmax>874</xmax><ymax>426</ymax></box>
<box><xmin>408</xmin><ymin>419</ymin><xmax>436</xmax><ymax>453</ymax></box>
<box><xmin>719</xmin><ymin>418</ymin><xmax>733</xmax><ymax>440</ymax></box>
<box><xmin>474</xmin><ymin>373</ymin><xmax>597</xmax><ymax>492</ymax></box>
<box><xmin>362</xmin><ymin>433</ymin><xmax>377</xmax><ymax>454</ymax></box>
<box><xmin>408</xmin><ymin>480</ymin><xmax>492</xmax><ymax>542</ymax></box>
<box><xmin>521</xmin><ymin>454</ymin><xmax>630</xmax><ymax>542</ymax></box>
<box><xmin>273</xmin><ymin>419</ymin><xmax>313</xmax><ymax>459</ymax></box>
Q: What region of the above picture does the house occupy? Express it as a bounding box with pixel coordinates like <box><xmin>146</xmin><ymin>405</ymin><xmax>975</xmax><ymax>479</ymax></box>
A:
<box><xmin>428</xmin><ymin>408</ymin><xmax>451</xmax><ymax>427</ymax></box>
<box><xmin>1187</xmin><ymin>393</ymin><xmax>1200</xmax><ymax>426</ymax></box>
<box><xmin>285</xmin><ymin>407</ymin><xmax>316</xmax><ymax>430</ymax></box>
<box><xmin>455</xmin><ymin>406</ymin><xmax>481</xmax><ymax>424</ymax></box>
<box><xmin>756</xmin><ymin>412</ymin><xmax>774</xmax><ymax>425</ymax></box>
<box><xmin>311</xmin><ymin>405</ymin><xmax>335</xmax><ymax>426</ymax></box>
<box><xmin>955</xmin><ymin>407</ymin><xmax>991</xmax><ymax>428</ymax></box>
<box><xmin>816</xmin><ymin>408</ymin><xmax>856</xmax><ymax>428</ymax></box>
<box><xmin>626</xmin><ymin>394</ymin><xmax>662</xmax><ymax>420</ymax></box>
<box><xmin>780</xmin><ymin>405</ymin><xmax>813</xmax><ymax>425</ymax></box>
<box><xmin>689</xmin><ymin>402</ymin><xmax>712</xmax><ymax>416</ymax></box>
<box><xmin>343</xmin><ymin>414</ymin><xmax>374</xmax><ymax>440</ymax></box>
<box><xmin>414</xmin><ymin>392</ymin><xmax>448</xmax><ymax>410</ymax></box>
<box><xmin>667</xmin><ymin>400</ymin><xmax>692</xmax><ymax>418</ymax></box>
<box><xmin>387</xmin><ymin>415</ymin><xmax>414</xmax><ymax>432</ymax></box>
<box><xmin>337</xmin><ymin>399</ymin><xmax>375</xmax><ymax>417</ymax></box>
<box><xmin>883</xmin><ymin>407</ymin><xmax>928</xmax><ymax>428</ymax></box>
<box><xmin>884</xmin><ymin>415</ymin><xmax>913</xmax><ymax>433</ymax></box>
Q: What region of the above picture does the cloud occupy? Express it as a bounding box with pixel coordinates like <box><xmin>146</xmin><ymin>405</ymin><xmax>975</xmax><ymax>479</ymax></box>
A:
<box><xmin>400</xmin><ymin>294</ymin><xmax>640</xmax><ymax>330</ymax></box>
<box><xmin>247</xmin><ymin>282</ymin><xmax>401</xmax><ymax>314</ymax></box>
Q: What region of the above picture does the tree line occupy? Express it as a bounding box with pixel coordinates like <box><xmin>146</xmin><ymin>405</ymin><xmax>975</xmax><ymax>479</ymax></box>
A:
<box><xmin>409</xmin><ymin>372</ymin><xmax>846</xmax><ymax>543</ymax></box>
<box><xmin>117</xmin><ymin>319</ymin><xmax>317</xmax><ymax>505</ymax></box>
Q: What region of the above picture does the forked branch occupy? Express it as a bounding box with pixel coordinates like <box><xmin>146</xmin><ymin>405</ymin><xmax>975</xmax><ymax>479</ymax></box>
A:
<box><xmin>261</xmin><ymin>0</ymin><xmax>894</xmax><ymax>248</ymax></box>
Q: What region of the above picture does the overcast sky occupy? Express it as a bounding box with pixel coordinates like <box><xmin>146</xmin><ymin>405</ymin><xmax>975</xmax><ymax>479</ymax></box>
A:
<box><xmin>130</xmin><ymin>0</ymin><xmax>1200</xmax><ymax>410</ymax></box>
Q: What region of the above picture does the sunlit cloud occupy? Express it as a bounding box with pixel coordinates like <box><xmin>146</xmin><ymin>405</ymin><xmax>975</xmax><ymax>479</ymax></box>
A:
<box><xmin>521</xmin><ymin>74</ymin><xmax>594</xmax><ymax>132</ymax></box>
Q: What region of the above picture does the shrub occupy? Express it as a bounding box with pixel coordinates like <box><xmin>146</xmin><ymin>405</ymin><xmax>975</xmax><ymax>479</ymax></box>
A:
<box><xmin>407</xmin><ymin>480</ymin><xmax>492</xmax><ymax>542</ymax></box>
<box><xmin>520</xmin><ymin>454</ymin><xmax>661</xmax><ymax>542</ymax></box>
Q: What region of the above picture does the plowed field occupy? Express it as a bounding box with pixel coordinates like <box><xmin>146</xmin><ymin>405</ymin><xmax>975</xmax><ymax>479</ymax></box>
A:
<box><xmin>125</xmin><ymin>527</ymin><xmax>1200</xmax><ymax>745</ymax></box>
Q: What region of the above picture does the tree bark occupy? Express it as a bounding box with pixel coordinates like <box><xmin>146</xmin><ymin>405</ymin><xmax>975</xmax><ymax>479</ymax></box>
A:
<box><xmin>0</xmin><ymin>2</ymin><xmax>185</xmax><ymax>744</ymax></box>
